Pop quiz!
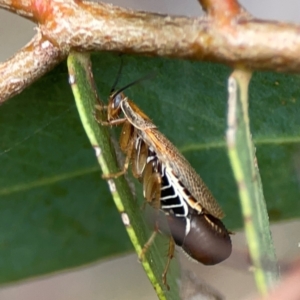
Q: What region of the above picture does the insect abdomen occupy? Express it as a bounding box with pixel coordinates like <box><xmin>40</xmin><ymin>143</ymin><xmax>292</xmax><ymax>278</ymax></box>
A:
<box><xmin>158</xmin><ymin>161</ymin><xmax>232</xmax><ymax>265</ymax></box>
<box><xmin>166</xmin><ymin>213</ymin><xmax>232</xmax><ymax>265</ymax></box>
<box><xmin>137</xmin><ymin>134</ymin><xmax>232</xmax><ymax>265</ymax></box>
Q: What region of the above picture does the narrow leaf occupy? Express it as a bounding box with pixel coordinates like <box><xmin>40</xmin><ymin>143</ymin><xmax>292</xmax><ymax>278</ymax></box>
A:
<box><xmin>67</xmin><ymin>52</ymin><xmax>180</xmax><ymax>299</ymax></box>
<box><xmin>226</xmin><ymin>69</ymin><xmax>280</xmax><ymax>295</ymax></box>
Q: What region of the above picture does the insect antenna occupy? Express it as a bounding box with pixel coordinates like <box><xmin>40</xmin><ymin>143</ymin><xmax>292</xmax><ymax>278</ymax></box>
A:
<box><xmin>111</xmin><ymin>71</ymin><xmax>157</xmax><ymax>99</ymax></box>
<box><xmin>110</xmin><ymin>55</ymin><xmax>124</xmax><ymax>93</ymax></box>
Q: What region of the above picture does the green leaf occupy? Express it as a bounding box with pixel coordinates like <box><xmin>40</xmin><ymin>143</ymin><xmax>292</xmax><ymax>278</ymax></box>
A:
<box><xmin>0</xmin><ymin>52</ymin><xmax>300</xmax><ymax>284</ymax></box>
<box><xmin>226</xmin><ymin>70</ymin><xmax>279</xmax><ymax>294</ymax></box>
<box><xmin>67</xmin><ymin>52</ymin><xmax>179</xmax><ymax>298</ymax></box>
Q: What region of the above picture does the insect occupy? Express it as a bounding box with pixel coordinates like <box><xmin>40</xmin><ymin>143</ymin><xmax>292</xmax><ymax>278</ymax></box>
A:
<box><xmin>98</xmin><ymin>75</ymin><xmax>232</xmax><ymax>288</ymax></box>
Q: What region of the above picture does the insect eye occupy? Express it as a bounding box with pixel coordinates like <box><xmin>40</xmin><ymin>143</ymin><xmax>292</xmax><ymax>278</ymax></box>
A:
<box><xmin>112</xmin><ymin>93</ymin><xmax>122</xmax><ymax>109</ymax></box>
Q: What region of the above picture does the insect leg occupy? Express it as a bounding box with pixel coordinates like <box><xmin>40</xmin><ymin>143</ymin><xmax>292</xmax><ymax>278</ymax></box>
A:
<box><xmin>143</xmin><ymin>163</ymin><xmax>161</xmax><ymax>210</ymax></box>
<box><xmin>102</xmin><ymin>125</ymin><xmax>136</xmax><ymax>179</ymax></box>
<box><xmin>95</xmin><ymin>104</ymin><xmax>108</xmax><ymax>112</ymax></box>
<box><xmin>94</xmin><ymin>102</ymin><xmax>127</xmax><ymax>126</ymax></box>
<box><xmin>93</xmin><ymin>104</ymin><xmax>108</xmax><ymax>124</ymax></box>
<box><xmin>162</xmin><ymin>237</ymin><xmax>175</xmax><ymax>291</ymax></box>
<box><xmin>97</xmin><ymin>116</ymin><xmax>128</xmax><ymax>127</ymax></box>
<box><xmin>131</xmin><ymin>139</ymin><xmax>148</xmax><ymax>178</ymax></box>
<box><xmin>139</xmin><ymin>230</ymin><xmax>158</xmax><ymax>262</ymax></box>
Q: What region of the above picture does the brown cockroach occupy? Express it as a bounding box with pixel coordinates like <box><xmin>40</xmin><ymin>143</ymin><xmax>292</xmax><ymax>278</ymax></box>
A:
<box><xmin>98</xmin><ymin>80</ymin><xmax>232</xmax><ymax>288</ymax></box>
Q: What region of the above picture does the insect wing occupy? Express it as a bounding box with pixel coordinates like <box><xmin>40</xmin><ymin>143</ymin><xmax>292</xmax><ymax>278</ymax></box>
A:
<box><xmin>141</xmin><ymin>128</ymin><xmax>224</xmax><ymax>219</ymax></box>
<box><xmin>121</xmin><ymin>99</ymin><xmax>156</xmax><ymax>130</ymax></box>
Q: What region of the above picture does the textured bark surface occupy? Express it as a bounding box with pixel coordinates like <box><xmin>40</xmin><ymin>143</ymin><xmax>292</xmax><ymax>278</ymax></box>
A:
<box><xmin>0</xmin><ymin>30</ymin><xmax>64</xmax><ymax>103</ymax></box>
<box><xmin>1</xmin><ymin>0</ymin><xmax>300</xmax><ymax>103</ymax></box>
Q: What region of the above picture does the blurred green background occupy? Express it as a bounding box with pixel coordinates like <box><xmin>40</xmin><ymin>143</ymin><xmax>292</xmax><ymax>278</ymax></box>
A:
<box><xmin>0</xmin><ymin>53</ymin><xmax>300</xmax><ymax>283</ymax></box>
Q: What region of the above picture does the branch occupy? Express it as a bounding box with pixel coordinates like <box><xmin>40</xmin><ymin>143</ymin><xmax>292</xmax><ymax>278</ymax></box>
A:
<box><xmin>0</xmin><ymin>0</ymin><xmax>34</xmax><ymax>20</ymax></box>
<box><xmin>1</xmin><ymin>0</ymin><xmax>300</xmax><ymax>103</ymax></box>
<box><xmin>0</xmin><ymin>30</ymin><xmax>64</xmax><ymax>104</ymax></box>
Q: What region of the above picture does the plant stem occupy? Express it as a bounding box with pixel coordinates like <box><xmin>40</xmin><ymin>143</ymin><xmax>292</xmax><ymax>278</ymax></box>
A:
<box><xmin>67</xmin><ymin>51</ymin><xmax>180</xmax><ymax>300</ymax></box>
<box><xmin>226</xmin><ymin>69</ymin><xmax>280</xmax><ymax>295</ymax></box>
